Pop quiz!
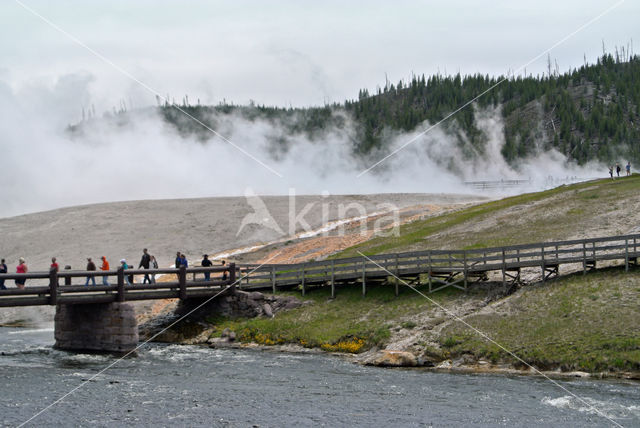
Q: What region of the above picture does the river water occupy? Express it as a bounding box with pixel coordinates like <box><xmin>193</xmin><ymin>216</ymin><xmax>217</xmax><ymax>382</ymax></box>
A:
<box><xmin>1</xmin><ymin>326</ymin><xmax>639</xmax><ymax>427</ymax></box>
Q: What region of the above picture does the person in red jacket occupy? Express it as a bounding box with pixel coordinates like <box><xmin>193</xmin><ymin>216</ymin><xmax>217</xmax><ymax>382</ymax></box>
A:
<box><xmin>50</xmin><ymin>257</ymin><xmax>59</xmax><ymax>273</ymax></box>
<box><xmin>100</xmin><ymin>256</ymin><xmax>110</xmax><ymax>286</ymax></box>
<box><xmin>16</xmin><ymin>258</ymin><xmax>27</xmax><ymax>289</ymax></box>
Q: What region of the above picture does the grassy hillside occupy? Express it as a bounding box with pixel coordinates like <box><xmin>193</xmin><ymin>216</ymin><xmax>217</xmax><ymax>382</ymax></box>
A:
<box><xmin>439</xmin><ymin>267</ymin><xmax>640</xmax><ymax>373</ymax></box>
<box><xmin>200</xmin><ymin>176</ymin><xmax>640</xmax><ymax>376</ymax></box>
<box><xmin>334</xmin><ymin>174</ymin><xmax>640</xmax><ymax>257</ymax></box>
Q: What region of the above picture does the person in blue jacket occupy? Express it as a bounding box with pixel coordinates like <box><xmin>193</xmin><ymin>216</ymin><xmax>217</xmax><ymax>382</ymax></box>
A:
<box><xmin>120</xmin><ymin>259</ymin><xmax>132</xmax><ymax>286</ymax></box>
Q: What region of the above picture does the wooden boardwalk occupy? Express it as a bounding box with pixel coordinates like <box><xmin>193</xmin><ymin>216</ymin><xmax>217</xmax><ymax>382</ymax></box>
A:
<box><xmin>1</xmin><ymin>234</ymin><xmax>639</xmax><ymax>307</ymax></box>
<box><xmin>235</xmin><ymin>233</ymin><xmax>640</xmax><ymax>296</ymax></box>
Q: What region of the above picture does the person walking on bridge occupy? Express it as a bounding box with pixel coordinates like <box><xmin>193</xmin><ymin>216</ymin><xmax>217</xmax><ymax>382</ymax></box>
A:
<box><xmin>139</xmin><ymin>248</ymin><xmax>151</xmax><ymax>284</ymax></box>
<box><xmin>221</xmin><ymin>260</ymin><xmax>228</xmax><ymax>281</ymax></box>
<box><xmin>100</xmin><ymin>256</ymin><xmax>110</xmax><ymax>286</ymax></box>
<box><xmin>15</xmin><ymin>258</ymin><xmax>27</xmax><ymax>289</ymax></box>
<box><xmin>0</xmin><ymin>258</ymin><xmax>7</xmax><ymax>290</ymax></box>
<box><xmin>201</xmin><ymin>254</ymin><xmax>213</xmax><ymax>282</ymax></box>
<box><xmin>121</xmin><ymin>259</ymin><xmax>132</xmax><ymax>286</ymax></box>
<box><xmin>179</xmin><ymin>253</ymin><xmax>188</xmax><ymax>268</ymax></box>
<box><xmin>50</xmin><ymin>257</ymin><xmax>60</xmax><ymax>286</ymax></box>
<box><xmin>150</xmin><ymin>255</ymin><xmax>158</xmax><ymax>284</ymax></box>
<box><xmin>85</xmin><ymin>258</ymin><xmax>97</xmax><ymax>286</ymax></box>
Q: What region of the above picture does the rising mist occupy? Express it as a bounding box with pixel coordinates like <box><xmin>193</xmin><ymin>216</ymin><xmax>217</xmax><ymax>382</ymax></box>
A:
<box><xmin>0</xmin><ymin>74</ymin><xmax>604</xmax><ymax>218</ymax></box>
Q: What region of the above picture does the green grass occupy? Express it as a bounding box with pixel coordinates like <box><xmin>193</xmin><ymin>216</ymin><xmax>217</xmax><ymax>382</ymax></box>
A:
<box><xmin>208</xmin><ymin>283</ymin><xmax>466</xmax><ymax>352</ymax></box>
<box><xmin>401</xmin><ymin>320</ymin><xmax>418</xmax><ymax>329</ymax></box>
<box><xmin>333</xmin><ymin>174</ymin><xmax>640</xmax><ymax>257</ymax></box>
<box><xmin>437</xmin><ymin>267</ymin><xmax>640</xmax><ymax>372</ymax></box>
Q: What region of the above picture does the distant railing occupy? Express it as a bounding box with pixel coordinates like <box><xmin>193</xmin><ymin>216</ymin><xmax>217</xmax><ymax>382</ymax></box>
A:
<box><xmin>464</xmin><ymin>177</ymin><xmax>596</xmax><ymax>190</ymax></box>
<box><xmin>464</xmin><ymin>179</ymin><xmax>531</xmax><ymax>189</ymax></box>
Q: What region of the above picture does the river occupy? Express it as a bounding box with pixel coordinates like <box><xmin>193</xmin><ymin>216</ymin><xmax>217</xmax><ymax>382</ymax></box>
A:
<box><xmin>1</xmin><ymin>326</ymin><xmax>639</xmax><ymax>427</ymax></box>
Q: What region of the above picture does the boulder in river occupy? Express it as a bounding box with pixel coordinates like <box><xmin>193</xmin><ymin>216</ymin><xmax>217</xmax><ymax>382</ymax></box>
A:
<box><xmin>363</xmin><ymin>350</ymin><xmax>419</xmax><ymax>367</ymax></box>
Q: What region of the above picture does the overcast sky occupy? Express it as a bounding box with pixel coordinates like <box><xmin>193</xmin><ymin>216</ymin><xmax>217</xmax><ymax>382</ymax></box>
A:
<box><xmin>0</xmin><ymin>0</ymin><xmax>636</xmax><ymax>216</ymax></box>
<box><xmin>1</xmin><ymin>0</ymin><xmax>638</xmax><ymax>122</ymax></box>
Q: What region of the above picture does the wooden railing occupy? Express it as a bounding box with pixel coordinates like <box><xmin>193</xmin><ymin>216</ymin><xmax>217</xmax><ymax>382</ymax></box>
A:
<box><xmin>1</xmin><ymin>234</ymin><xmax>639</xmax><ymax>306</ymax></box>
<box><xmin>464</xmin><ymin>179</ymin><xmax>531</xmax><ymax>189</ymax></box>
<box><xmin>234</xmin><ymin>234</ymin><xmax>640</xmax><ymax>296</ymax></box>
<box><xmin>0</xmin><ymin>264</ymin><xmax>235</xmax><ymax>307</ymax></box>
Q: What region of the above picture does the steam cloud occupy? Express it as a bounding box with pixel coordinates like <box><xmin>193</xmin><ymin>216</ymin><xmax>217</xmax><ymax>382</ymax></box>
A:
<box><xmin>0</xmin><ymin>73</ymin><xmax>604</xmax><ymax>218</ymax></box>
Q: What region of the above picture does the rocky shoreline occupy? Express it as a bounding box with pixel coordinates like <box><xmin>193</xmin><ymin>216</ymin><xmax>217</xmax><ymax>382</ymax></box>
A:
<box><xmin>148</xmin><ymin>332</ymin><xmax>640</xmax><ymax>382</ymax></box>
<box><xmin>139</xmin><ymin>289</ymin><xmax>640</xmax><ymax>382</ymax></box>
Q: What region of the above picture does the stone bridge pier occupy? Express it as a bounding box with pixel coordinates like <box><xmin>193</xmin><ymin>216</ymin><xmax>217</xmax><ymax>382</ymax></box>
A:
<box><xmin>54</xmin><ymin>302</ymin><xmax>138</xmax><ymax>353</ymax></box>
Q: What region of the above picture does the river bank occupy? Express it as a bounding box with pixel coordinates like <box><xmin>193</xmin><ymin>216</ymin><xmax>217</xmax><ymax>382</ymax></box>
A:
<box><xmin>139</xmin><ymin>269</ymin><xmax>640</xmax><ymax>381</ymax></box>
<box><xmin>143</xmin><ymin>322</ymin><xmax>640</xmax><ymax>382</ymax></box>
<box><xmin>143</xmin><ymin>278</ymin><xmax>640</xmax><ymax>382</ymax></box>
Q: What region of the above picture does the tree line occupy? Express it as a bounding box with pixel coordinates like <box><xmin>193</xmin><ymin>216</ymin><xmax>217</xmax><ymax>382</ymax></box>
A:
<box><xmin>70</xmin><ymin>51</ymin><xmax>640</xmax><ymax>168</ymax></box>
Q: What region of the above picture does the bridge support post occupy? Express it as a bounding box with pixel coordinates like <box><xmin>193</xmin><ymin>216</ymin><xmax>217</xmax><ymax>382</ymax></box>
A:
<box><xmin>229</xmin><ymin>263</ymin><xmax>236</xmax><ymax>291</ymax></box>
<box><xmin>463</xmin><ymin>251</ymin><xmax>468</xmax><ymax>290</ymax></box>
<box><xmin>625</xmin><ymin>239</ymin><xmax>629</xmax><ymax>271</ymax></box>
<box><xmin>49</xmin><ymin>268</ymin><xmax>58</xmax><ymax>306</ymax></box>
<box><xmin>501</xmin><ymin>249</ymin><xmax>506</xmax><ymax>291</ymax></box>
<box><xmin>394</xmin><ymin>254</ymin><xmax>399</xmax><ymax>297</ymax></box>
<box><xmin>330</xmin><ymin>260</ymin><xmax>336</xmax><ymax>299</ymax></box>
<box><xmin>362</xmin><ymin>258</ymin><xmax>367</xmax><ymax>297</ymax></box>
<box><xmin>54</xmin><ymin>302</ymin><xmax>138</xmax><ymax>353</ymax></box>
<box><xmin>541</xmin><ymin>245</ymin><xmax>545</xmax><ymax>284</ymax></box>
<box><xmin>428</xmin><ymin>251</ymin><xmax>432</xmax><ymax>293</ymax></box>
<box><xmin>179</xmin><ymin>266</ymin><xmax>187</xmax><ymax>300</ymax></box>
<box><xmin>117</xmin><ymin>267</ymin><xmax>125</xmax><ymax>302</ymax></box>
<box><xmin>271</xmin><ymin>266</ymin><xmax>276</xmax><ymax>294</ymax></box>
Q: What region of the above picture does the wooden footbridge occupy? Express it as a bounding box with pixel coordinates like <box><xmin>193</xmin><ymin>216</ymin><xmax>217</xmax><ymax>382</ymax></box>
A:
<box><xmin>237</xmin><ymin>233</ymin><xmax>640</xmax><ymax>297</ymax></box>
<box><xmin>1</xmin><ymin>234</ymin><xmax>639</xmax><ymax>308</ymax></box>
